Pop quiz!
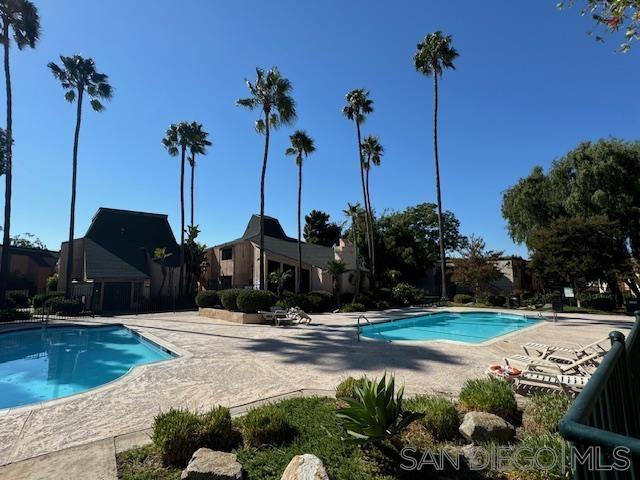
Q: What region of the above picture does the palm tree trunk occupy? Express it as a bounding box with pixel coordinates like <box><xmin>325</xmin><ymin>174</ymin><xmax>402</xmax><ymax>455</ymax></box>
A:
<box><xmin>258</xmin><ymin>116</ymin><xmax>270</xmax><ymax>290</ymax></box>
<box><xmin>0</xmin><ymin>27</ymin><xmax>12</xmax><ymax>307</ymax></box>
<box><xmin>364</xmin><ymin>165</ymin><xmax>375</xmax><ymax>285</ymax></box>
<box><xmin>65</xmin><ymin>87</ymin><xmax>83</xmax><ymax>298</ymax></box>
<box><xmin>353</xmin><ymin>222</ymin><xmax>360</xmax><ymax>300</ymax></box>
<box><xmin>433</xmin><ymin>73</ymin><xmax>448</xmax><ymax>301</ymax></box>
<box><xmin>190</xmin><ymin>152</ymin><xmax>195</xmax><ymax>227</ymax></box>
<box><xmin>179</xmin><ymin>145</ymin><xmax>185</xmax><ymax>298</ymax></box>
<box><xmin>296</xmin><ymin>158</ymin><xmax>302</xmax><ymax>293</ymax></box>
<box><xmin>355</xmin><ymin>121</ymin><xmax>375</xmax><ymax>288</ymax></box>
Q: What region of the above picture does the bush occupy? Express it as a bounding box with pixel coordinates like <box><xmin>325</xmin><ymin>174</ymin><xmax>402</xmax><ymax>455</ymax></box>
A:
<box><xmin>486</xmin><ymin>295</ymin><xmax>506</xmax><ymax>307</ymax></box>
<box><xmin>404</xmin><ymin>395</ymin><xmax>459</xmax><ymax>441</ymax></box>
<box><xmin>236</xmin><ymin>289</ymin><xmax>276</xmax><ymax>313</ymax></box>
<box><xmin>307</xmin><ymin>291</ymin><xmax>333</xmax><ymax>312</ymax></box>
<box><xmin>392</xmin><ymin>283</ymin><xmax>422</xmax><ymax>306</ymax></box>
<box><xmin>458</xmin><ymin>377</ymin><xmax>518</xmax><ymax>419</ymax></box>
<box><xmin>241</xmin><ymin>404</ymin><xmax>296</xmax><ymax>447</ymax></box>
<box><xmin>7</xmin><ymin>291</ymin><xmax>29</xmax><ymax>308</ymax></box>
<box><xmin>152</xmin><ymin>406</ymin><xmax>232</xmax><ymax>467</ymax></box>
<box><xmin>453</xmin><ymin>293</ymin><xmax>474</xmax><ymax>304</ymax></box>
<box><xmin>0</xmin><ymin>308</ymin><xmax>32</xmax><ymax>322</ymax></box>
<box><xmin>374</xmin><ymin>300</ymin><xmax>392</xmax><ymax>311</ymax></box>
<box><xmin>276</xmin><ymin>292</ymin><xmax>310</xmax><ymax>311</ymax></box>
<box><xmin>523</xmin><ymin>393</ymin><xmax>571</xmax><ymax>435</ymax></box>
<box><xmin>335</xmin><ymin>376</ymin><xmax>368</xmax><ymax>399</ymax></box>
<box><xmin>219</xmin><ymin>289</ymin><xmax>242</xmax><ymax>311</ymax></box>
<box><xmin>509</xmin><ymin>433</ymin><xmax>571</xmax><ymax>480</ymax></box>
<box><xmin>46</xmin><ymin>273</ymin><xmax>58</xmax><ymax>291</ymax></box>
<box><xmin>581</xmin><ymin>294</ymin><xmax>616</xmax><ymax>312</ymax></box>
<box><xmin>48</xmin><ymin>297</ymin><xmax>83</xmax><ymax>315</ymax></box>
<box><xmin>340</xmin><ymin>302</ymin><xmax>366</xmax><ymax>313</ymax></box>
<box><xmin>32</xmin><ymin>291</ymin><xmax>64</xmax><ymax>308</ymax></box>
<box><xmin>195</xmin><ymin>290</ymin><xmax>219</xmax><ymax>308</ymax></box>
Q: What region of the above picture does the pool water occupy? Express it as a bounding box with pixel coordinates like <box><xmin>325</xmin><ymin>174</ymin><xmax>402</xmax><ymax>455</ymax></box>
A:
<box><xmin>0</xmin><ymin>325</ymin><xmax>174</xmax><ymax>409</ymax></box>
<box><xmin>360</xmin><ymin>311</ymin><xmax>538</xmax><ymax>343</ymax></box>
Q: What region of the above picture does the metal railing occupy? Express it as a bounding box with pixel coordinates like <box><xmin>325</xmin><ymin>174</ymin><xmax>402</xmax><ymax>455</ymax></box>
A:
<box><xmin>559</xmin><ymin>312</ymin><xmax>640</xmax><ymax>479</ymax></box>
<box><xmin>356</xmin><ymin>314</ymin><xmax>392</xmax><ymax>343</ymax></box>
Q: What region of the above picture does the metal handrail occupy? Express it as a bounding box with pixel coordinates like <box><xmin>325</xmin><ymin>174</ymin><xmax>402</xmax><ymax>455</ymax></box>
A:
<box><xmin>356</xmin><ymin>314</ymin><xmax>391</xmax><ymax>343</ymax></box>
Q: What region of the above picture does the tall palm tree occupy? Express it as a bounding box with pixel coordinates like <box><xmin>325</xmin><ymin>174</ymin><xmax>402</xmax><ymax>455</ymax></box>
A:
<box><xmin>343</xmin><ymin>202</ymin><xmax>363</xmax><ymax>300</ymax></box>
<box><xmin>361</xmin><ymin>135</ymin><xmax>384</xmax><ymax>243</ymax></box>
<box><xmin>162</xmin><ymin>121</ymin><xmax>192</xmax><ymax>298</ymax></box>
<box><xmin>187</xmin><ymin>122</ymin><xmax>211</xmax><ymax>227</ymax></box>
<box><xmin>342</xmin><ymin>89</ymin><xmax>376</xmax><ymax>285</ymax></box>
<box><xmin>237</xmin><ymin>67</ymin><xmax>296</xmax><ymax>290</ymax></box>
<box><xmin>325</xmin><ymin>258</ymin><xmax>346</xmax><ymax>307</ymax></box>
<box><xmin>0</xmin><ymin>0</ymin><xmax>39</xmax><ymax>306</ymax></box>
<box><xmin>153</xmin><ymin>247</ymin><xmax>173</xmax><ymax>296</ymax></box>
<box><xmin>285</xmin><ymin>130</ymin><xmax>315</xmax><ymax>293</ymax></box>
<box><xmin>414</xmin><ymin>31</ymin><xmax>459</xmax><ymax>301</ymax></box>
<box><xmin>48</xmin><ymin>55</ymin><xmax>112</xmax><ymax>298</ymax></box>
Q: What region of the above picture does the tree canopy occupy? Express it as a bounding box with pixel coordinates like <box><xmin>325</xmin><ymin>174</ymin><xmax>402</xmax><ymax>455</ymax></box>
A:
<box><xmin>303</xmin><ymin>210</ymin><xmax>342</xmax><ymax>247</ymax></box>
<box><xmin>450</xmin><ymin>236</ymin><xmax>503</xmax><ymax>301</ymax></box>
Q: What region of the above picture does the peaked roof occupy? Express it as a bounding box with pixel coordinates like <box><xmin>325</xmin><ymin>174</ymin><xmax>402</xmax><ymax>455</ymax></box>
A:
<box><xmin>83</xmin><ymin>208</ymin><xmax>180</xmax><ymax>278</ymax></box>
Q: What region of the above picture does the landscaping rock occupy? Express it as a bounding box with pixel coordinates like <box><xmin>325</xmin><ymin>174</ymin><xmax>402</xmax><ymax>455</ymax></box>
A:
<box><xmin>280</xmin><ymin>454</ymin><xmax>329</xmax><ymax>480</ymax></box>
<box><xmin>181</xmin><ymin>448</ymin><xmax>243</xmax><ymax>480</ymax></box>
<box><xmin>459</xmin><ymin>411</ymin><xmax>515</xmax><ymax>444</ymax></box>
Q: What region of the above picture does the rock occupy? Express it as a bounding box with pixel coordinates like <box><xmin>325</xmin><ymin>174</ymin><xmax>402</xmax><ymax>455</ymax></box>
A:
<box><xmin>280</xmin><ymin>454</ymin><xmax>329</xmax><ymax>480</ymax></box>
<box><xmin>459</xmin><ymin>411</ymin><xmax>515</xmax><ymax>444</ymax></box>
<box><xmin>181</xmin><ymin>448</ymin><xmax>243</xmax><ymax>480</ymax></box>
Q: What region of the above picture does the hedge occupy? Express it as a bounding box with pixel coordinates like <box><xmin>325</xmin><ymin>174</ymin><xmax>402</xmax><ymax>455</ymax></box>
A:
<box><xmin>453</xmin><ymin>293</ymin><xmax>474</xmax><ymax>304</ymax></box>
<box><xmin>33</xmin><ymin>291</ymin><xmax>65</xmax><ymax>308</ymax></box>
<box><xmin>236</xmin><ymin>290</ymin><xmax>276</xmax><ymax>313</ymax></box>
<box><xmin>219</xmin><ymin>289</ymin><xmax>242</xmax><ymax>311</ymax></box>
<box><xmin>195</xmin><ymin>290</ymin><xmax>219</xmax><ymax>308</ymax></box>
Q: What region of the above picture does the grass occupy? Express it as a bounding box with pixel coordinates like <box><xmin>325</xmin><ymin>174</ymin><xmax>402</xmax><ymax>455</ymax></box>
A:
<box><xmin>117</xmin><ymin>444</ymin><xmax>181</xmax><ymax>480</ymax></box>
<box><xmin>404</xmin><ymin>395</ymin><xmax>459</xmax><ymax>440</ymax></box>
<box><xmin>335</xmin><ymin>376</ymin><xmax>368</xmax><ymax>400</ymax></box>
<box><xmin>458</xmin><ymin>377</ymin><xmax>518</xmax><ymax>419</ymax></box>
<box><xmin>522</xmin><ymin>393</ymin><xmax>571</xmax><ymax>435</ymax></box>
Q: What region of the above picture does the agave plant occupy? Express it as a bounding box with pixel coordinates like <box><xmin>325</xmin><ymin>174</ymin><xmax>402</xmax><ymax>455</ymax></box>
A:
<box><xmin>336</xmin><ymin>373</ymin><xmax>423</xmax><ymax>443</ymax></box>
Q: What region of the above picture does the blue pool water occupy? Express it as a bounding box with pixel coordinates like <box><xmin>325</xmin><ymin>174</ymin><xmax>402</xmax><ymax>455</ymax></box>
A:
<box><xmin>360</xmin><ymin>311</ymin><xmax>538</xmax><ymax>343</ymax></box>
<box><xmin>0</xmin><ymin>325</ymin><xmax>174</xmax><ymax>409</ymax></box>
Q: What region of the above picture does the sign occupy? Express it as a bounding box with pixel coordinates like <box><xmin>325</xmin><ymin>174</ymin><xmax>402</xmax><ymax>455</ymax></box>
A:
<box><xmin>563</xmin><ymin>287</ymin><xmax>575</xmax><ymax>298</ymax></box>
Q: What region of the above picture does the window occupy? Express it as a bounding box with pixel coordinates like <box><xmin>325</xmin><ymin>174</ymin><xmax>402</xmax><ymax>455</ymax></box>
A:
<box><xmin>221</xmin><ymin>247</ymin><xmax>232</xmax><ymax>261</ymax></box>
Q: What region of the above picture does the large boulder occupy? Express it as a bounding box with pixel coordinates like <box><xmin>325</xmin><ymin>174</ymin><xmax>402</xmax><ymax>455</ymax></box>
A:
<box><xmin>181</xmin><ymin>448</ymin><xmax>243</xmax><ymax>480</ymax></box>
<box><xmin>459</xmin><ymin>411</ymin><xmax>515</xmax><ymax>444</ymax></box>
<box><xmin>280</xmin><ymin>454</ymin><xmax>329</xmax><ymax>480</ymax></box>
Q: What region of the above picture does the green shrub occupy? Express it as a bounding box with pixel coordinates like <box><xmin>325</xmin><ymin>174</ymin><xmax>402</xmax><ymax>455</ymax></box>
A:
<box><xmin>219</xmin><ymin>289</ymin><xmax>242</xmax><ymax>311</ymax></box>
<box><xmin>152</xmin><ymin>409</ymin><xmax>202</xmax><ymax>467</ymax></box>
<box><xmin>453</xmin><ymin>293</ymin><xmax>474</xmax><ymax>304</ymax></box>
<box><xmin>523</xmin><ymin>393</ymin><xmax>571</xmax><ymax>435</ymax></box>
<box><xmin>335</xmin><ymin>376</ymin><xmax>368</xmax><ymax>399</ymax></box>
<box><xmin>46</xmin><ymin>273</ymin><xmax>58</xmax><ymax>291</ymax></box>
<box><xmin>340</xmin><ymin>302</ymin><xmax>366</xmax><ymax>313</ymax></box>
<box><xmin>486</xmin><ymin>295</ymin><xmax>506</xmax><ymax>307</ymax></box>
<box><xmin>7</xmin><ymin>291</ymin><xmax>29</xmax><ymax>308</ymax></box>
<box><xmin>0</xmin><ymin>309</ymin><xmax>32</xmax><ymax>322</ymax></box>
<box><xmin>307</xmin><ymin>291</ymin><xmax>333</xmax><ymax>312</ymax></box>
<box><xmin>404</xmin><ymin>395</ymin><xmax>459</xmax><ymax>441</ymax></box>
<box><xmin>48</xmin><ymin>297</ymin><xmax>83</xmax><ymax>315</ymax></box>
<box><xmin>32</xmin><ymin>291</ymin><xmax>64</xmax><ymax>308</ymax></box>
<box><xmin>581</xmin><ymin>294</ymin><xmax>616</xmax><ymax>312</ymax></box>
<box><xmin>236</xmin><ymin>289</ymin><xmax>276</xmax><ymax>313</ymax></box>
<box><xmin>459</xmin><ymin>377</ymin><xmax>518</xmax><ymax>419</ymax></box>
<box><xmin>336</xmin><ymin>373</ymin><xmax>423</xmax><ymax>443</ymax></box>
<box><xmin>241</xmin><ymin>404</ymin><xmax>296</xmax><ymax>447</ymax></box>
<box><xmin>276</xmin><ymin>292</ymin><xmax>310</xmax><ymax>311</ymax></box>
<box><xmin>509</xmin><ymin>433</ymin><xmax>571</xmax><ymax>480</ymax></box>
<box><xmin>200</xmin><ymin>406</ymin><xmax>233</xmax><ymax>451</ymax></box>
<box><xmin>375</xmin><ymin>300</ymin><xmax>392</xmax><ymax>310</ymax></box>
<box><xmin>195</xmin><ymin>290</ymin><xmax>219</xmax><ymax>308</ymax></box>
<box><xmin>392</xmin><ymin>283</ymin><xmax>422</xmax><ymax>306</ymax></box>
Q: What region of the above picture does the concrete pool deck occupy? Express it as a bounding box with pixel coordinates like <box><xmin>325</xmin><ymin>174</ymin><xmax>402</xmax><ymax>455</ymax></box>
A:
<box><xmin>0</xmin><ymin>307</ymin><xmax>634</xmax><ymax>477</ymax></box>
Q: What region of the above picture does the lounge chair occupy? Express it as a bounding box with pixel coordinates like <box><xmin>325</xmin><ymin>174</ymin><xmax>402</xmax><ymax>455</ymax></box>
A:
<box><xmin>258</xmin><ymin>308</ymin><xmax>290</xmax><ymax>325</ymax></box>
<box><xmin>504</xmin><ymin>350</ymin><xmax>603</xmax><ymax>376</ymax></box>
<box><xmin>521</xmin><ymin>336</ymin><xmax>609</xmax><ymax>360</ymax></box>
<box><xmin>289</xmin><ymin>307</ymin><xmax>312</xmax><ymax>325</ymax></box>
<box><xmin>513</xmin><ymin>365</ymin><xmax>590</xmax><ymax>397</ymax></box>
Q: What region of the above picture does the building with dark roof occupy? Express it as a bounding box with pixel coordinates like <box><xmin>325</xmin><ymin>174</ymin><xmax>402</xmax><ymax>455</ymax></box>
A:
<box><xmin>205</xmin><ymin>215</ymin><xmax>363</xmax><ymax>294</ymax></box>
<box><xmin>58</xmin><ymin>208</ymin><xmax>180</xmax><ymax>311</ymax></box>
<box><xmin>0</xmin><ymin>245</ymin><xmax>58</xmax><ymax>293</ymax></box>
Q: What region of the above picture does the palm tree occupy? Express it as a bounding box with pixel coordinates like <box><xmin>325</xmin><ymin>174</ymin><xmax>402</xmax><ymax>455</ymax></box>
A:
<box><xmin>153</xmin><ymin>247</ymin><xmax>173</xmax><ymax>296</ymax></box>
<box><xmin>0</xmin><ymin>0</ymin><xmax>39</xmax><ymax>306</ymax></box>
<box><xmin>268</xmin><ymin>269</ymin><xmax>293</xmax><ymax>300</ymax></box>
<box><xmin>414</xmin><ymin>31</ymin><xmax>459</xmax><ymax>301</ymax></box>
<box><xmin>343</xmin><ymin>89</ymin><xmax>376</xmax><ymax>285</ymax></box>
<box><xmin>237</xmin><ymin>67</ymin><xmax>296</xmax><ymax>290</ymax></box>
<box><xmin>361</xmin><ymin>135</ymin><xmax>384</xmax><ymax>243</ymax></box>
<box><xmin>343</xmin><ymin>202</ymin><xmax>363</xmax><ymax>300</ymax></box>
<box><xmin>48</xmin><ymin>55</ymin><xmax>112</xmax><ymax>298</ymax></box>
<box><xmin>187</xmin><ymin>122</ymin><xmax>211</xmax><ymax>227</ymax></box>
<box><xmin>325</xmin><ymin>259</ymin><xmax>346</xmax><ymax>307</ymax></box>
<box><xmin>162</xmin><ymin>121</ymin><xmax>192</xmax><ymax>298</ymax></box>
<box><xmin>285</xmin><ymin>130</ymin><xmax>315</xmax><ymax>293</ymax></box>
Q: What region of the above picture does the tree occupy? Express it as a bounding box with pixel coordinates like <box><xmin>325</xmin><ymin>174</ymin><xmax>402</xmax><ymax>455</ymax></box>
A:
<box><xmin>362</xmin><ymin>135</ymin><xmax>384</xmax><ymax>238</ymax></box>
<box><xmin>268</xmin><ymin>269</ymin><xmax>293</xmax><ymax>300</ymax></box>
<box><xmin>414</xmin><ymin>31</ymin><xmax>459</xmax><ymax>301</ymax></box>
<box><xmin>162</xmin><ymin>122</ymin><xmax>192</xmax><ymax>298</ymax></box>
<box><xmin>558</xmin><ymin>0</ymin><xmax>640</xmax><ymax>51</ymax></box>
<box><xmin>344</xmin><ymin>202</ymin><xmax>364</xmax><ymax>299</ymax></box>
<box><xmin>0</xmin><ymin>0</ymin><xmax>39</xmax><ymax>306</ymax></box>
<box><xmin>184</xmin><ymin>225</ymin><xmax>208</xmax><ymax>296</ymax></box>
<box><xmin>153</xmin><ymin>247</ymin><xmax>173</xmax><ymax>296</ymax></box>
<box><xmin>48</xmin><ymin>55</ymin><xmax>112</xmax><ymax>298</ymax></box>
<box><xmin>187</xmin><ymin>122</ymin><xmax>211</xmax><ymax>227</ymax></box>
<box><xmin>451</xmin><ymin>236</ymin><xmax>504</xmax><ymax>302</ymax></box>
<box><xmin>343</xmin><ymin>89</ymin><xmax>376</xmax><ymax>285</ymax></box>
<box><xmin>325</xmin><ymin>259</ymin><xmax>346</xmax><ymax>306</ymax></box>
<box><xmin>285</xmin><ymin>130</ymin><xmax>315</xmax><ymax>293</ymax></box>
<box><xmin>10</xmin><ymin>232</ymin><xmax>45</xmax><ymax>249</ymax></box>
<box><xmin>237</xmin><ymin>67</ymin><xmax>296</xmax><ymax>290</ymax></box>
<box><xmin>303</xmin><ymin>210</ymin><xmax>342</xmax><ymax>247</ymax></box>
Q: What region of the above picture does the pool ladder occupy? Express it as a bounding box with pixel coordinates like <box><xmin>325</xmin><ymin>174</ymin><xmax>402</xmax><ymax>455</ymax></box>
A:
<box><xmin>356</xmin><ymin>314</ymin><xmax>392</xmax><ymax>343</ymax></box>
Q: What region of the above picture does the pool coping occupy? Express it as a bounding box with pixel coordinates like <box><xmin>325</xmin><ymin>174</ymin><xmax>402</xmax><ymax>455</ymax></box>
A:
<box><xmin>0</xmin><ymin>322</ymin><xmax>189</xmax><ymax>415</ymax></box>
<box><xmin>357</xmin><ymin>309</ymin><xmax>548</xmax><ymax>347</ymax></box>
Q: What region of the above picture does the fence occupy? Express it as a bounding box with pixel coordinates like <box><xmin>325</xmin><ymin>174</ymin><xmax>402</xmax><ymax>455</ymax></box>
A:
<box><xmin>559</xmin><ymin>312</ymin><xmax>640</xmax><ymax>479</ymax></box>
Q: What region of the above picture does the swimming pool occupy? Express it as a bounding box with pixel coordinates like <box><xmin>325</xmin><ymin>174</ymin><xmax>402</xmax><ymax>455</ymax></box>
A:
<box><xmin>359</xmin><ymin>311</ymin><xmax>539</xmax><ymax>343</ymax></box>
<box><xmin>0</xmin><ymin>325</ymin><xmax>175</xmax><ymax>409</ymax></box>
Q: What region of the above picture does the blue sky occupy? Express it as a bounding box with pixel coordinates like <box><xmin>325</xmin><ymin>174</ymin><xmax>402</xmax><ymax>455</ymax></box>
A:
<box><xmin>4</xmin><ymin>1</ymin><xmax>639</xmax><ymax>256</ymax></box>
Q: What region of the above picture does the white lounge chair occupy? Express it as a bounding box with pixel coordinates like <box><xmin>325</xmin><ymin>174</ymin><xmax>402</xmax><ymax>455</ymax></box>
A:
<box><xmin>258</xmin><ymin>308</ymin><xmax>291</xmax><ymax>325</ymax></box>
<box><xmin>514</xmin><ymin>366</ymin><xmax>590</xmax><ymax>397</ymax></box>
<box><xmin>289</xmin><ymin>307</ymin><xmax>312</xmax><ymax>325</ymax></box>
<box><xmin>521</xmin><ymin>336</ymin><xmax>609</xmax><ymax>360</ymax></box>
<box><xmin>504</xmin><ymin>350</ymin><xmax>603</xmax><ymax>376</ymax></box>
